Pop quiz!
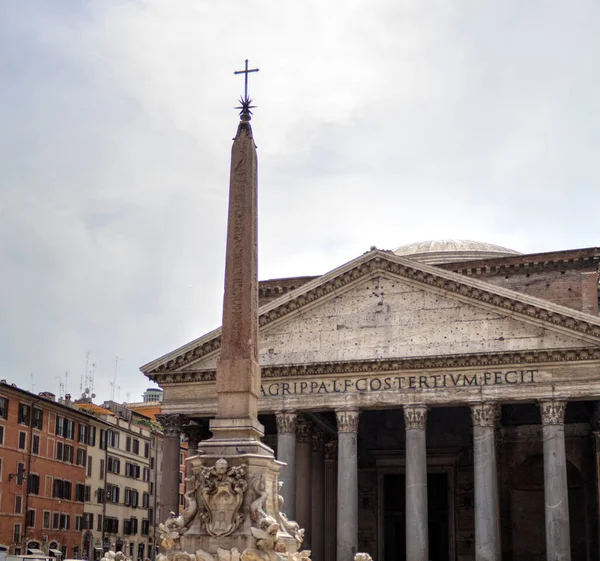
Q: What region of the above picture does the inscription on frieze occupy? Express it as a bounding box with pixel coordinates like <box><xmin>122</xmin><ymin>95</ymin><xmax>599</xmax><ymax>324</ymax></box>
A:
<box><xmin>260</xmin><ymin>369</ymin><xmax>539</xmax><ymax>397</ymax></box>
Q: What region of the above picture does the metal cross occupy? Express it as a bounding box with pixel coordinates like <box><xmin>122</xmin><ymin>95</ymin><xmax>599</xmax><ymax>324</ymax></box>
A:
<box><xmin>234</xmin><ymin>59</ymin><xmax>259</xmax><ymax>101</ymax></box>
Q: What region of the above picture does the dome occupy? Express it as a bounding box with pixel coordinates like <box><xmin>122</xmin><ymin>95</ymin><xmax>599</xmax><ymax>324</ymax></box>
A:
<box><xmin>392</xmin><ymin>239</ymin><xmax>521</xmax><ymax>265</ymax></box>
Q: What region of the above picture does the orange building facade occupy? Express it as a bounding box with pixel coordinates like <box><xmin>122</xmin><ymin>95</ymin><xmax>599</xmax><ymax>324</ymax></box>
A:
<box><xmin>0</xmin><ymin>383</ymin><xmax>95</xmax><ymax>558</ymax></box>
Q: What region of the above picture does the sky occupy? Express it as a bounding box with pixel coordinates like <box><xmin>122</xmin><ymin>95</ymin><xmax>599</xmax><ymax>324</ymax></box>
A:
<box><xmin>1</xmin><ymin>1</ymin><xmax>599</xmax><ymax>403</ymax></box>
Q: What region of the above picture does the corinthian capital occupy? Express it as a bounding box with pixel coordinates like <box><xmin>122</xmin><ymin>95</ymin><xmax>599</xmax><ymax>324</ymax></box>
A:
<box><xmin>539</xmin><ymin>399</ymin><xmax>567</xmax><ymax>426</ymax></box>
<box><xmin>157</xmin><ymin>413</ymin><xmax>185</xmax><ymax>437</ymax></box>
<box><xmin>312</xmin><ymin>428</ymin><xmax>325</xmax><ymax>452</ymax></box>
<box><xmin>275</xmin><ymin>411</ymin><xmax>297</xmax><ymax>435</ymax></box>
<box><xmin>404</xmin><ymin>405</ymin><xmax>427</xmax><ymax>429</ymax></box>
<box><xmin>336</xmin><ymin>409</ymin><xmax>360</xmax><ymax>433</ymax></box>
<box><xmin>325</xmin><ymin>440</ymin><xmax>338</xmax><ymax>460</ymax></box>
<box><xmin>471</xmin><ymin>403</ymin><xmax>500</xmax><ymax>428</ymax></box>
<box><xmin>296</xmin><ymin>418</ymin><xmax>313</xmax><ymax>443</ymax></box>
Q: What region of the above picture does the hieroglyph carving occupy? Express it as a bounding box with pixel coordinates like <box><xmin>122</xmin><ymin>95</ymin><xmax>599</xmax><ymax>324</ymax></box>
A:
<box><xmin>336</xmin><ymin>409</ymin><xmax>360</xmax><ymax>433</ymax></box>
<box><xmin>199</xmin><ymin>458</ymin><xmax>248</xmax><ymax>537</ymax></box>
<box><xmin>403</xmin><ymin>405</ymin><xmax>427</xmax><ymax>429</ymax></box>
<box><xmin>539</xmin><ymin>399</ymin><xmax>567</xmax><ymax>426</ymax></box>
<box><xmin>275</xmin><ymin>411</ymin><xmax>297</xmax><ymax>434</ymax></box>
<box><xmin>471</xmin><ymin>403</ymin><xmax>500</xmax><ymax>428</ymax></box>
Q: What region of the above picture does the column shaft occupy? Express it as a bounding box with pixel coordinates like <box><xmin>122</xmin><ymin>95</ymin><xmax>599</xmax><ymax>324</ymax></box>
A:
<box><xmin>471</xmin><ymin>403</ymin><xmax>501</xmax><ymax>561</ymax></box>
<box><xmin>336</xmin><ymin>409</ymin><xmax>360</xmax><ymax>561</ymax></box>
<box><xmin>276</xmin><ymin>412</ymin><xmax>298</xmax><ymax>521</ymax></box>
<box><xmin>540</xmin><ymin>400</ymin><xmax>571</xmax><ymax>561</ymax></box>
<box><xmin>311</xmin><ymin>430</ymin><xmax>325</xmax><ymax>561</ymax></box>
<box><xmin>324</xmin><ymin>441</ymin><xmax>338</xmax><ymax>561</ymax></box>
<box><xmin>404</xmin><ymin>405</ymin><xmax>429</xmax><ymax>561</ymax></box>
<box><xmin>156</xmin><ymin>414</ymin><xmax>184</xmax><ymax>519</ymax></box>
<box><xmin>296</xmin><ymin>418</ymin><xmax>313</xmax><ymax>549</ymax></box>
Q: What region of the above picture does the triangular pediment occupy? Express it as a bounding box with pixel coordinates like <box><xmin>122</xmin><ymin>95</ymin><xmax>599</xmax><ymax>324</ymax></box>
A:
<box><xmin>142</xmin><ymin>251</ymin><xmax>600</xmax><ymax>377</ymax></box>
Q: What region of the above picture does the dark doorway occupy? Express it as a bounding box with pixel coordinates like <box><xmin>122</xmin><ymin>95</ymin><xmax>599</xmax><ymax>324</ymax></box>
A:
<box><xmin>383</xmin><ymin>472</ymin><xmax>450</xmax><ymax>561</ymax></box>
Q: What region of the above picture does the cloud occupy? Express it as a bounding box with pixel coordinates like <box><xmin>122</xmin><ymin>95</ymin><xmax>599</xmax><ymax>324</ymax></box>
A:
<box><xmin>0</xmin><ymin>0</ymin><xmax>599</xmax><ymax>401</ymax></box>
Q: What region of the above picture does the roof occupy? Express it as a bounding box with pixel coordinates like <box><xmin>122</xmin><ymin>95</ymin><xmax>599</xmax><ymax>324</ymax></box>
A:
<box><xmin>392</xmin><ymin>239</ymin><xmax>521</xmax><ymax>264</ymax></box>
<box><xmin>72</xmin><ymin>402</ymin><xmax>118</xmax><ymax>418</ymax></box>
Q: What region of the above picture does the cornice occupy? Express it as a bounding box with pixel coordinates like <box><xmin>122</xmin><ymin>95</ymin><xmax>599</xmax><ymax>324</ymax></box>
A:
<box><xmin>143</xmin><ymin>251</ymin><xmax>600</xmax><ymax>378</ymax></box>
<box><xmin>149</xmin><ymin>347</ymin><xmax>600</xmax><ymax>385</ymax></box>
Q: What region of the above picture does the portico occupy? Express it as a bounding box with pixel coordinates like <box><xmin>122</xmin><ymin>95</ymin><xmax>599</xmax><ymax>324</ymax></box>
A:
<box><xmin>143</xmin><ymin>242</ymin><xmax>600</xmax><ymax>561</ymax></box>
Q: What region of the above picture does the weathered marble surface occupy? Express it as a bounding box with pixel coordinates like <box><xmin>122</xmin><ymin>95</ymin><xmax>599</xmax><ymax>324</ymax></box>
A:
<box><xmin>404</xmin><ymin>405</ymin><xmax>429</xmax><ymax>561</ymax></box>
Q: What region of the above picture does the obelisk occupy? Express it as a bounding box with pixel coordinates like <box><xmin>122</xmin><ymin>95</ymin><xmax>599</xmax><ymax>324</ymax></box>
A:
<box><xmin>209</xmin><ymin>93</ymin><xmax>264</xmax><ymax>442</ymax></box>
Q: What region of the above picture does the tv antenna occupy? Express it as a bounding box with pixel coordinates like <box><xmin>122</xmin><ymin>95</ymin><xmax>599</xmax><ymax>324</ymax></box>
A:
<box><xmin>111</xmin><ymin>356</ymin><xmax>122</xmax><ymax>400</ymax></box>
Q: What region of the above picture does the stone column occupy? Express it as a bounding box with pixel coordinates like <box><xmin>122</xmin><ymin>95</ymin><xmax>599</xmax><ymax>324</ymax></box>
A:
<box><xmin>404</xmin><ymin>405</ymin><xmax>429</xmax><ymax>561</ymax></box>
<box><xmin>324</xmin><ymin>440</ymin><xmax>338</xmax><ymax>561</ymax></box>
<box><xmin>336</xmin><ymin>408</ymin><xmax>360</xmax><ymax>561</ymax></box>
<box><xmin>276</xmin><ymin>411</ymin><xmax>298</xmax><ymax>520</ymax></box>
<box><xmin>296</xmin><ymin>418</ymin><xmax>313</xmax><ymax>549</ymax></box>
<box><xmin>156</xmin><ymin>413</ymin><xmax>184</xmax><ymax>518</ymax></box>
<box><xmin>471</xmin><ymin>403</ymin><xmax>501</xmax><ymax>561</ymax></box>
<box><xmin>311</xmin><ymin>429</ymin><xmax>326</xmax><ymax>561</ymax></box>
<box><xmin>182</xmin><ymin>421</ymin><xmax>203</xmax><ymax>457</ymax></box>
<box><xmin>540</xmin><ymin>399</ymin><xmax>571</xmax><ymax>561</ymax></box>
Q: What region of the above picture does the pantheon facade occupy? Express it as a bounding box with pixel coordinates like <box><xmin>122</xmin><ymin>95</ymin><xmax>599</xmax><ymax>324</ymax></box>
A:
<box><xmin>142</xmin><ymin>240</ymin><xmax>600</xmax><ymax>561</ymax></box>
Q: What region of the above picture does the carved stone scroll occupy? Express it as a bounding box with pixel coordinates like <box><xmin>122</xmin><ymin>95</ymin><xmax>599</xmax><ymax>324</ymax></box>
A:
<box><xmin>403</xmin><ymin>404</ymin><xmax>427</xmax><ymax>429</ymax></box>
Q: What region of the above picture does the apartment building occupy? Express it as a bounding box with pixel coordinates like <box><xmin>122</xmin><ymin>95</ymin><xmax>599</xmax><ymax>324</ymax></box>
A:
<box><xmin>74</xmin><ymin>401</ymin><xmax>153</xmax><ymax>561</ymax></box>
<box><xmin>0</xmin><ymin>383</ymin><xmax>95</xmax><ymax>558</ymax></box>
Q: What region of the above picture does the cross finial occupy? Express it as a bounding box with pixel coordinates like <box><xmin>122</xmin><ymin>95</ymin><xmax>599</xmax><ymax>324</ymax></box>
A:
<box><xmin>234</xmin><ymin>59</ymin><xmax>259</xmax><ymax>119</ymax></box>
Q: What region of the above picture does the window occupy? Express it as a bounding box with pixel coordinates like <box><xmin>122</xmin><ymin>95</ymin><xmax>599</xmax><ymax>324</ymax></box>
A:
<box><xmin>0</xmin><ymin>425</ymin><xmax>4</xmax><ymax>445</ymax></box>
<box><xmin>85</xmin><ymin>485</ymin><xmax>91</xmax><ymax>502</ymax></box>
<box><xmin>75</xmin><ymin>483</ymin><xmax>86</xmax><ymax>502</ymax></box>
<box><xmin>143</xmin><ymin>467</ymin><xmax>150</xmax><ymax>482</ymax></box>
<box><xmin>63</xmin><ymin>444</ymin><xmax>74</xmax><ymax>463</ymax></box>
<box><xmin>52</xmin><ymin>479</ymin><xmax>72</xmax><ymax>500</ymax></box>
<box><xmin>107</xmin><ymin>457</ymin><xmax>120</xmax><ymax>474</ymax></box>
<box><xmin>32</xmin><ymin>434</ymin><xmax>40</xmax><ymax>455</ymax></box>
<box><xmin>84</xmin><ymin>512</ymin><xmax>93</xmax><ymax>530</ymax></box>
<box><xmin>141</xmin><ymin>519</ymin><xmax>149</xmax><ymax>536</ymax></box>
<box><xmin>13</xmin><ymin>523</ymin><xmax>21</xmax><ymax>544</ymax></box>
<box><xmin>97</xmin><ymin>488</ymin><xmax>105</xmax><ymax>503</ymax></box>
<box><xmin>87</xmin><ymin>455</ymin><xmax>92</xmax><ymax>477</ymax></box>
<box><xmin>97</xmin><ymin>514</ymin><xmax>103</xmax><ymax>532</ymax></box>
<box><xmin>179</xmin><ymin>493</ymin><xmax>184</xmax><ymax>506</ymax></box>
<box><xmin>179</xmin><ymin>452</ymin><xmax>184</xmax><ymax>466</ymax></box>
<box><xmin>75</xmin><ymin>516</ymin><xmax>83</xmax><ymax>531</ymax></box>
<box><xmin>76</xmin><ymin>448</ymin><xmax>86</xmax><ymax>466</ymax></box>
<box><xmin>150</xmin><ymin>456</ymin><xmax>154</xmax><ymax>469</ymax></box>
<box><xmin>108</xmin><ymin>430</ymin><xmax>119</xmax><ymax>448</ymax></box>
<box><xmin>14</xmin><ymin>495</ymin><xmax>23</xmax><ymax>514</ymax></box>
<box><xmin>104</xmin><ymin>517</ymin><xmax>118</xmax><ymax>534</ymax></box>
<box><xmin>32</xmin><ymin>408</ymin><xmax>43</xmax><ymax>430</ymax></box>
<box><xmin>56</xmin><ymin>416</ymin><xmax>64</xmax><ymax>436</ymax></box>
<box><xmin>144</xmin><ymin>442</ymin><xmax>150</xmax><ymax>458</ymax></box>
<box><xmin>65</xmin><ymin>419</ymin><xmax>74</xmax><ymax>440</ymax></box>
<box><xmin>26</xmin><ymin>509</ymin><xmax>35</xmax><ymax>528</ymax></box>
<box><xmin>124</xmin><ymin>489</ymin><xmax>139</xmax><ymax>507</ymax></box>
<box><xmin>52</xmin><ymin>512</ymin><xmax>60</xmax><ymax>529</ymax></box>
<box><xmin>150</xmin><ymin>482</ymin><xmax>154</xmax><ymax>495</ymax></box>
<box><xmin>142</xmin><ymin>492</ymin><xmax>150</xmax><ymax>509</ymax></box>
<box><xmin>18</xmin><ymin>403</ymin><xmax>30</xmax><ymax>425</ymax></box>
<box><xmin>27</xmin><ymin>474</ymin><xmax>40</xmax><ymax>495</ymax></box>
<box><xmin>43</xmin><ymin>510</ymin><xmax>51</xmax><ymax>529</ymax></box>
<box><xmin>100</xmin><ymin>459</ymin><xmax>105</xmax><ymax>479</ymax></box>
<box><xmin>100</xmin><ymin>429</ymin><xmax>106</xmax><ymax>450</ymax></box>
<box><xmin>59</xmin><ymin>513</ymin><xmax>70</xmax><ymax>530</ymax></box>
<box><xmin>106</xmin><ymin>484</ymin><xmax>120</xmax><ymax>503</ymax></box>
<box><xmin>56</xmin><ymin>441</ymin><xmax>63</xmax><ymax>461</ymax></box>
<box><xmin>133</xmin><ymin>439</ymin><xmax>139</xmax><ymax>455</ymax></box>
<box><xmin>18</xmin><ymin>431</ymin><xmax>26</xmax><ymax>450</ymax></box>
<box><xmin>126</xmin><ymin>436</ymin><xmax>131</xmax><ymax>452</ymax></box>
<box><xmin>0</xmin><ymin>396</ymin><xmax>8</xmax><ymax>419</ymax></box>
<box><xmin>78</xmin><ymin>423</ymin><xmax>88</xmax><ymax>443</ymax></box>
<box><xmin>125</xmin><ymin>462</ymin><xmax>140</xmax><ymax>478</ymax></box>
<box><xmin>16</xmin><ymin>462</ymin><xmax>25</xmax><ymax>485</ymax></box>
<box><xmin>88</xmin><ymin>425</ymin><xmax>96</xmax><ymax>446</ymax></box>
<box><xmin>179</xmin><ymin>471</ymin><xmax>183</xmax><ymax>484</ymax></box>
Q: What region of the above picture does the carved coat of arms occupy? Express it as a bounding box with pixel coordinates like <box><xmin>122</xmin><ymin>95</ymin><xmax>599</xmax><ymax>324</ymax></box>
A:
<box><xmin>200</xmin><ymin>458</ymin><xmax>248</xmax><ymax>537</ymax></box>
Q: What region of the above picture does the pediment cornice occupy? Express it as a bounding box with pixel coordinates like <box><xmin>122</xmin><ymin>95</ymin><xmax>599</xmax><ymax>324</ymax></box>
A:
<box><xmin>150</xmin><ymin>346</ymin><xmax>600</xmax><ymax>385</ymax></box>
<box><xmin>142</xmin><ymin>251</ymin><xmax>600</xmax><ymax>377</ymax></box>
